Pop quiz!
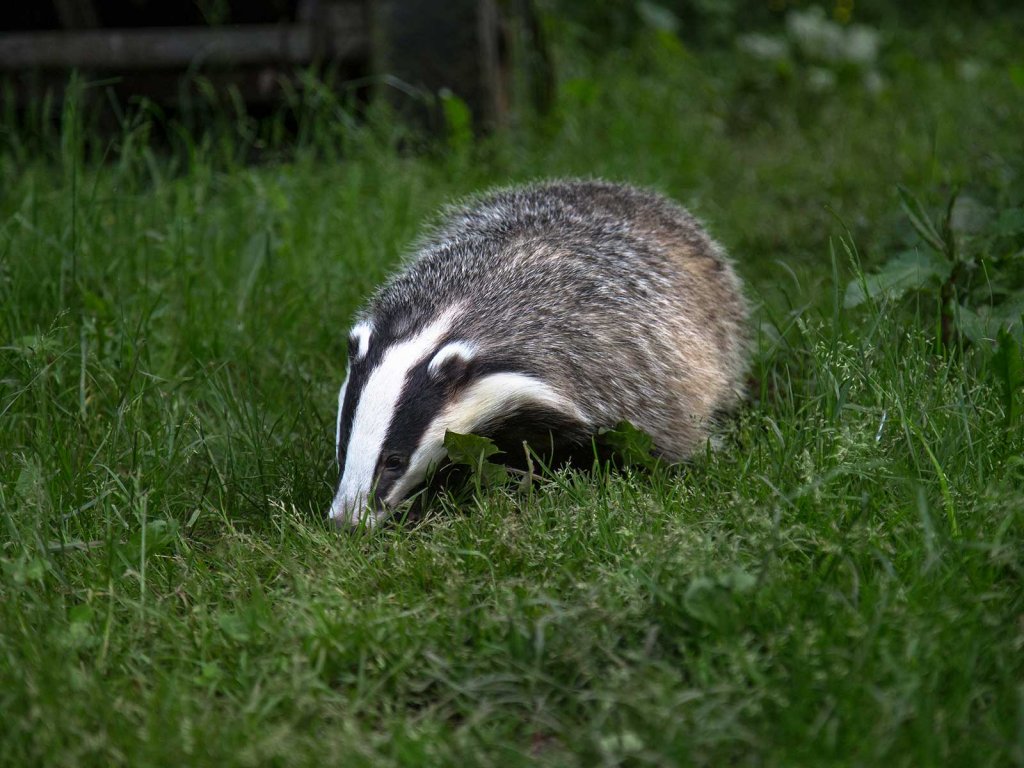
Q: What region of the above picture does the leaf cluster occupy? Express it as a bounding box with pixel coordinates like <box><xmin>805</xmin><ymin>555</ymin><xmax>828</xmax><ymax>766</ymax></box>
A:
<box><xmin>443</xmin><ymin>421</ymin><xmax>662</xmax><ymax>497</ymax></box>
<box><xmin>843</xmin><ymin>187</ymin><xmax>1024</xmax><ymax>431</ymax></box>
<box><xmin>845</xmin><ymin>187</ymin><xmax>1024</xmax><ymax>344</ymax></box>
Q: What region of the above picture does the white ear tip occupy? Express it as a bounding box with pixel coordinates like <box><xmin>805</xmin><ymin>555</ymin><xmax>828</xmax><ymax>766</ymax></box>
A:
<box><xmin>350</xmin><ymin>321</ymin><xmax>374</xmax><ymax>360</ymax></box>
<box><xmin>428</xmin><ymin>341</ymin><xmax>477</xmax><ymax>375</ymax></box>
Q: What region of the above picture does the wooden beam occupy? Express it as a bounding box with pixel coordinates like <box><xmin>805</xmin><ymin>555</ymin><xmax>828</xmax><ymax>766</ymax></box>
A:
<box><xmin>0</xmin><ymin>19</ymin><xmax>367</xmax><ymax>71</ymax></box>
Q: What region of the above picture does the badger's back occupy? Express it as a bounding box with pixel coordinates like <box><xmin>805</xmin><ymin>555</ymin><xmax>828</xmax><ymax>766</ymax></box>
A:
<box><xmin>365</xmin><ymin>179</ymin><xmax>748</xmax><ymax>460</ymax></box>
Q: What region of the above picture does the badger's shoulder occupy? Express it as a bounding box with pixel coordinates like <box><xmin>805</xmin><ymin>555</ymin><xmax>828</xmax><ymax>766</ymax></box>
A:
<box><xmin>363</xmin><ymin>178</ymin><xmax>744</xmax><ymax>345</ymax></box>
<box><xmin>422</xmin><ymin>178</ymin><xmax>697</xmax><ymax>243</ymax></box>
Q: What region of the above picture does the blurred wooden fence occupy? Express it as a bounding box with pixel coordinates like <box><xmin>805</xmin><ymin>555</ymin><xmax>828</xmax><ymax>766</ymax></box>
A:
<box><xmin>0</xmin><ymin>0</ymin><xmax>551</xmax><ymax>131</ymax></box>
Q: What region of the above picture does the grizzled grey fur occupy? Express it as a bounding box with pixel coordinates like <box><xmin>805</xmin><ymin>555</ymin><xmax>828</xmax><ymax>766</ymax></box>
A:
<box><xmin>359</xmin><ymin>178</ymin><xmax>748</xmax><ymax>461</ymax></box>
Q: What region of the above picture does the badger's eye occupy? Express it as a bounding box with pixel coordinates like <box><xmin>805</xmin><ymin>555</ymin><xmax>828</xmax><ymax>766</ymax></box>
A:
<box><xmin>382</xmin><ymin>454</ymin><xmax>407</xmax><ymax>472</ymax></box>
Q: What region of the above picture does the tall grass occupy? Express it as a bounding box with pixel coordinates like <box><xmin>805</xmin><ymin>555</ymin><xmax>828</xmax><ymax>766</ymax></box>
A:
<box><xmin>1</xmin><ymin>16</ymin><xmax>1022</xmax><ymax>767</ymax></box>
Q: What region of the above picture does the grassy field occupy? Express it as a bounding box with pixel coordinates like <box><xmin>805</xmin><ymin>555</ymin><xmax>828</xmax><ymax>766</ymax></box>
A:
<box><xmin>2</xmin><ymin>9</ymin><xmax>1023</xmax><ymax>767</ymax></box>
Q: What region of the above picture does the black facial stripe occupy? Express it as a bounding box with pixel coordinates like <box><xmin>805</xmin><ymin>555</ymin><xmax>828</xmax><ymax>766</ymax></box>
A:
<box><xmin>336</xmin><ymin>322</ymin><xmax>472</xmax><ymax>477</ymax></box>
<box><xmin>335</xmin><ymin>368</ymin><xmax>359</xmax><ymax>467</ymax></box>
<box><xmin>376</xmin><ymin>355</ymin><xmax>542</xmax><ymax>466</ymax></box>
<box><xmin>336</xmin><ymin>333</ymin><xmax>392</xmax><ymax>469</ymax></box>
<box><xmin>380</xmin><ymin>357</ymin><xmax>456</xmax><ymax>457</ymax></box>
<box><xmin>336</xmin><ymin>323</ymin><xmax>550</xmax><ymax>502</ymax></box>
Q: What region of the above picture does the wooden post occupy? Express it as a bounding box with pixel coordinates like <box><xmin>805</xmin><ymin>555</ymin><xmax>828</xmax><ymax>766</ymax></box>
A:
<box><xmin>370</xmin><ymin>0</ymin><xmax>507</xmax><ymax>133</ymax></box>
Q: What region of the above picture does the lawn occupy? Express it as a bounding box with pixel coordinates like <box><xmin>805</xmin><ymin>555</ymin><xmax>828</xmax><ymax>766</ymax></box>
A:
<box><xmin>1</xmin><ymin>6</ymin><xmax>1023</xmax><ymax>766</ymax></box>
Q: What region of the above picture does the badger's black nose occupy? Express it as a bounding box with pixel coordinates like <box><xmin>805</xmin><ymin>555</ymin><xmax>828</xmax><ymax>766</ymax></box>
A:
<box><xmin>328</xmin><ymin>511</ymin><xmax>379</xmax><ymax>532</ymax></box>
<box><xmin>326</xmin><ymin>489</ymin><xmax>382</xmax><ymax>531</ymax></box>
<box><xmin>329</xmin><ymin>514</ymin><xmax>357</xmax><ymax>531</ymax></box>
<box><xmin>328</xmin><ymin>487</ymin><xmax>358</xmax><ymax>522</ymax></box>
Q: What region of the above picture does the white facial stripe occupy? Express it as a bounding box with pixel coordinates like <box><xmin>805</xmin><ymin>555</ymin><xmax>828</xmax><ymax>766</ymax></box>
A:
<box><xmin>428</xmin><ymin>340</ymin><xmax>477</xmax><ymax>376</ymax></box>
<box><xmin>334</xmin><ymin>367</ymin><xmax>350</xmax><ymax>462</ymax></box>
<box><xmin>327</xmin><ymin>309</ymin><xmax>461</xmax><ymax>524</ymax></box>
<box><xmin>350</xmin><ymin>321</ymin><xmax>373</xmax><ymax>360</ymax></box>
<box><xmin>384</xmin><ymin>372</ymin><xmax>586</xmax><ymax>506</ymax></box>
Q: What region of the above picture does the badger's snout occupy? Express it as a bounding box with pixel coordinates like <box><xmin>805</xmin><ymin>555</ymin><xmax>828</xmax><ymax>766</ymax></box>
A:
<box><xmin>326</xmin><ymin>490</ymin><xmax>381</xmax><ymax>529</ymax></box>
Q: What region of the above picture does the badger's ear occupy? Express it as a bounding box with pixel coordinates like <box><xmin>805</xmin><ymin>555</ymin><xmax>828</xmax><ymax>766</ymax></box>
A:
<box><xmin>428</xmin><ymin>341</ymin><xmax>477</xmax><ymax>384</ymax></box>
<box><xmin>348</xmin><ymin>321</ymin><xmax>373</xmax><ymax>362</ymax></box>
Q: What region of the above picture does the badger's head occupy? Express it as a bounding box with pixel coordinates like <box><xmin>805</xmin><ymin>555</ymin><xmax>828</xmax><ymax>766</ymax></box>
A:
<box><xmin>326</xmin><ymin>307</ymin><xmax>585</xmax><ymax>528</ymax></box>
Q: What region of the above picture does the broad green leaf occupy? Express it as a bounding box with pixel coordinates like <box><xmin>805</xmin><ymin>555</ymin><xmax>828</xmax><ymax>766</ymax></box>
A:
<box><xmin>992</xmin><ymin>328</ymin><xmax>1024</xmax><ymax>427</ymax></box>
<box><xmin>443</xmin><ymin>431</ymin><xmax>509</xmax><ymax>487</ymax></box>
<box><xmin>994</xmin><ymin>207</ymin><xmax>1024</xmax><ymax>236</ymax></box>
<box><xmin>439</xmin><ymin>89</ymin><xmax>473</xmax><ymax>154</ymax></box>
<box><xmin>598</xmin><ymin>421</ymin><xmax>659</xmax><ymax>469</ymax></box>
<box><xmin>844</xmin><ymin>249</ymin><xmax>951</xmax><ymax>308</ymax></box>
<box><xmin>949</xmin><ymin>194</ymin><xmax>993</xmax><ymax>235</ymax></box>
<box><xmin>957</xmin><ymin>298</ymin><xmax>1024</xmax><ymax>344</ymax></box>
<box><xmin>444</xmin><ymin>430</ymin><xmax>502</xmax><ymax>464</ymax></box>
<box><xmin>475</xmin><ymin>461</ymin><xmax>509</xmax><ymax>488</ymax></box>
<box><xmin>957</xmin><ymin>305</ymin><xmax>989</xmax><ymax>344</ymax></box>
<box><xmin>1010</xmin><ymin>63</ymin><xmax>1024</xmax><ymax>89</ymax></box>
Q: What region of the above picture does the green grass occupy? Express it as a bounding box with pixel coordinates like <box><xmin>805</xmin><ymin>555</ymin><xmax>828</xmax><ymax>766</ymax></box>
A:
<box><xmin>2</xmin><ymin>14</ymin><xmax>1023</xmax><ymax>767</ymax></box>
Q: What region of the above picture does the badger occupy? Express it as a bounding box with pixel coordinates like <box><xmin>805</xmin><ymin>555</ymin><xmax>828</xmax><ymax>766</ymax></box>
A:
<box><xmin>327</xmin><ymin>179</ymin><xmax>748</xmax><ymax>527</ymax></box>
